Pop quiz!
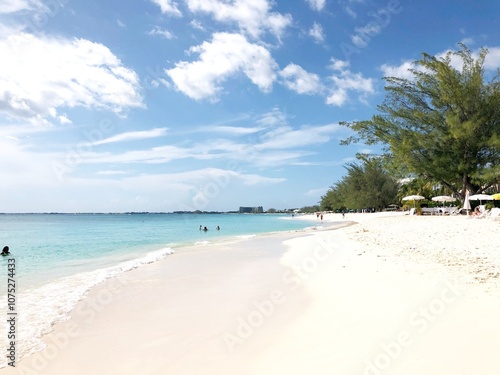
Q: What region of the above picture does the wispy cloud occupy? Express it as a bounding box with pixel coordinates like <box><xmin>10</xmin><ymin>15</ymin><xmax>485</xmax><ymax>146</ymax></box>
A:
<box><xmin>148</xmin><ymin>26</ymin><xmax>175</xmax><ymax>39</ymax></box>
<box><xmin>96</xmin><ymin>170</ymin><xmax>130</xmax><ymax>175</ymax></box>
<box><xmin>89</xmin><ymin>128</ymin><xmax>168</xmax><ymax>146</ymax></box>
<box><xmin>197</xmin><ymin>125</ymin><xmax>264</xmax><ymax>135</ymax></box>
<box><xmin>309</xmin><ymin>22</ymin><xmax>325</xmax><ymax>43</ymax></box>
<box><xmin>150</xmin><ymin>0</ymin><xmax>182</xmax><ymax>16</ymax></box>
<box><xmin>0</xmin><ymin>0</ymin><xmax>43</xmax><ymax>14</ymax></box>
<box><xmin>306</xmin><ymin>0</ymin><xmax>326</xmax><ymax>12</ymax></box>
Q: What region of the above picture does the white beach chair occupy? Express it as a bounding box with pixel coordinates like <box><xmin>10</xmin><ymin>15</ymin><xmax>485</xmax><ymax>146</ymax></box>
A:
<box><xmin>405</xmin><ymin>208</ymin><xmax>416</xmax><ymax>216</ymax></box>
<box><xmin>451</xmin><ymin>207</ymin><xmax>467</xmax><ymax>215</ymax></box>
<box><xmin>488</xmin><ymin>207</ymin><xmax>500</xmax><ymax>220</ymax></box>
<box><xmin>472</xmin><ymin>205</ymin><xmax>489</xmax><ymax>219</ymax></box>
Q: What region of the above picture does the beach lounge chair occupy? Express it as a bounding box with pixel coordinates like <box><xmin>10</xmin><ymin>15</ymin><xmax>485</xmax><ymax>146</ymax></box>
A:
<box><xmin>405</xmin><ymin>208</ymin><xmax>416</xmax><ymax>216</ymax></box>
<box><xmin>440</xmin><ymin>206</ymin><xmax>458</xmax><ymax>215</ymax></box>
<box><xmin>488</xmin><ymin>208</ymin><xmax>500</xmax><ymax>220</ymax></box>
<box><xmin>472</xmin><ymin>205</ymin><xmax>489</xmax><ymax>219</ymax></box>
<box><xmin>421</xmin><ymin>207</ymin><xmax>439</xmax><ymax>215</ymax></box>
<box><xmin>451</xmin><ymin>208</ymin><xmax>467</xmax><ymax>215</ymax></box>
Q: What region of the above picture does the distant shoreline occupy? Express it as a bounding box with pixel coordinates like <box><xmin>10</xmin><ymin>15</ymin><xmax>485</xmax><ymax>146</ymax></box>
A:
<box><xmin>0</xmin><ymin>211</ymin><xmax>295</xmax><ymax>215</ymax></box>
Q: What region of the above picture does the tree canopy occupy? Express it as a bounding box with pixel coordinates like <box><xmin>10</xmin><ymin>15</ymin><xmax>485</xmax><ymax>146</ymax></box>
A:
<box><xmin>341</xmin><ymin>44</ymin><xmax>500</xmax><ymax>200</ymax></box>
<box><xmin>321</xmin><ymin>158</ymin><xmax>398</xmax><ymax>211</ymax></box>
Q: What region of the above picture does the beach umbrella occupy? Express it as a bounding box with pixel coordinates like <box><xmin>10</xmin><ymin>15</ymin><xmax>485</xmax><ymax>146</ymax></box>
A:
<box><xmin>431</xmin><ymin>196</ymin><xmax>456</xmax><ymax>213</ymax></box>
<box><xmin>492</xmin><ymin>193</ymin><xmax>500</xmax><ymax>200</ymax></box>
<box><xmin>431</xmin><ymin>196</ymin><xmax>456</xmax><ymax>204</ymax></box>
<box><xmin>402</xmin><ymin>195</ymin><xmax>425</xmax><ymax>201</ymax></box>
<box><xmin>468</xmin><ymin>194</ymin><xmax>494</xmax><ymax>205</ymax></box>
<box><xmin>463</xmin><ymin>192</ymin><xmax>471</xmax><ymax>213</ymax></box>
<box><xmin>402</xmin><ymin>195</ymin><xmax>425</xmax><ymax>208</ymax></box>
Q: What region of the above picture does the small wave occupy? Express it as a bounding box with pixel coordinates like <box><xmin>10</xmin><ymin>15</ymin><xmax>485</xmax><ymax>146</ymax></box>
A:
<box><xmin>236</xmin><ymin>234</ymin><xmax>257</xmax><ymax>240</ymax></box>
<box><xmin>0</xmin><ymin>247</ymin><xmax>174</xmax><ymax>368</ymax></box>
<box><xmin>195</xmin><ymin>241</ymin><xmax>210</xmax><ymax>245</ymax></box>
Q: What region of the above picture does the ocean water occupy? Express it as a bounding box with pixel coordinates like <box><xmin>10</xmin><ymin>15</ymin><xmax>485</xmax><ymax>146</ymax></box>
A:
<box><xmin>0</xmin><ymin>213</ymin><xmax>314</xmax><ymax>366</ymax></box>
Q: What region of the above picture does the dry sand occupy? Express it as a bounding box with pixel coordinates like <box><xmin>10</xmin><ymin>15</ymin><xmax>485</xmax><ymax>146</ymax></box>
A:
<box><xmin>3</xmin><ymin>212</ymin><xmax>499</xmax><ymax>374</ymax></box>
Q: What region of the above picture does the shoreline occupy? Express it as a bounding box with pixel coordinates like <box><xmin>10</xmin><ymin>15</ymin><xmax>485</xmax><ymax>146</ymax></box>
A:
<box><xmin>3</xmin><ymin>212</ymin><xmax>499</xmax><ymax>374</ymax></box>
<box><xmin>0</xmin><ymin>217</ymin><xmax>322</xmax><ymax>369</ymax></box>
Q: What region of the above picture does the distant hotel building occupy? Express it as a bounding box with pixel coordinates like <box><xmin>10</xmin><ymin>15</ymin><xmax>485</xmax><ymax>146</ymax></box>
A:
<box><xmin>239</xmin><ymin>206</ymin><xmax>264</xmax><ymax>214</ymax></box>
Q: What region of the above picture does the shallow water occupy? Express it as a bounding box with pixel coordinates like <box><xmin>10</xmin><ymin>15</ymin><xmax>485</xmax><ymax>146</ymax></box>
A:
<box><xmin>0</xmin><ymin>213</ymin><xmax>314</xmax><ymax>366</ymax></box>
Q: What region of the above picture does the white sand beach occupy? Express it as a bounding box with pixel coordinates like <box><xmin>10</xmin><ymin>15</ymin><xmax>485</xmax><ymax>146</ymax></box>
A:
<box><xmin>3</xmin><ymin>212</ymin><xmax>500</xmax><ymax>375</ymax></box>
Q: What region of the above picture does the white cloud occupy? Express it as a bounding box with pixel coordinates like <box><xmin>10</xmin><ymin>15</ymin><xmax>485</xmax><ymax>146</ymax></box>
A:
<box><xmin>379</xmin><ymin>46</ymin><xmax>500</xmax><ymax>82</ymax></box>
<box><xmin>185</xmin><ymin>0</ymin><xmax>292</xmax><ymax>40</ymax></box>
<box><xmin>446</xmin><ymin>46</ymin><xmax>500</xmax><ymax>72</ymax></box>
<box><xmin>256</xmin><ymin>107</ymin><xmax>288</xmax><ymax>127</ymax></box>
<box><xmin>0</xmin><ymin>32</ymin><xmax>143</xmax><ymax>122</ymax></box>
<box><xmin>279</xmin><ymin>63</ymin><xmax>323</xmax><ymax>95</ymax></box>
<box><xmin>148</xmin><ymin>26</ymin><xmax>175</xmax><ymax>39</ymax></box>
<box><xmin>190</xmin><ymin>20</ymin><xmax>205</xmax><ymax>31</ymax></box>
<box><xmin>58</xmin><ymin>115</ymin><xmax>72</xmax><ymax>125</ymax></box>
<box><xmin>351</xmin><ymin>22</ymin><xmax>382</xmax><ymax>48</ymax></box>
<box><xmin>199</xmin><ymin>125</ymin><xmax>263</xmax><ymax>135</ymax></box>
<box><xmin>166</xmin><ymin>32</ymin><xmax>277</xmax><ymax>101</ymax></box>
<box><xmin>96</xmin><ymin>170</ymin><xmax>130</xmax><ymax>175</ymax></box>
<box><xmin>344</xmin><ymin>6</ymin><xmax>356</xmax><ymax>18</ymax></box>
<box><xmin>380</xmin><ymin>60</ymin><xmax>414</xmax><ymax>80</ymax></box>
<box><xmin>326</xmin><ymin>68</ymin><xmax>374</xmax><ymax>106</ymax></box>
<box><xmin>309</xmin><ymin>22</ymin><xmax>325</xmax><ymax>43</ymax></box>
<box><xmin>306</xmin><ymin>0</ymin><xmax>326</xmax><ymax>12</ymax></box>
<box><xmin>305</xmin><ymin>187</ymin><xmax>328</xmax><ymax>197</ymax></box>
<box><xmin>484</xmin><ymin>46</ymin><xmax>500</xmax><ymax>71</ymax></box>
<box><xmin>90</xmin><ymin>128</ymin><xmax>168</xmax><ymax>146</ymax></box>
<box><xmin>460</xmin><ymin>37</ymin><xmax>475</xmax><ymax>46</ymax></box>
<box><xmin>325</xmin><ymin>89</ymin><xmax>348</xmax><ymax>106</ymax></box>
<box><xmin>188</xmin><ymin>169</ymin><xmax>285</xmax><ymax>185</ymax></box>
<box><xmin>329</xmin><ymin>58</ymin><xmax>350</xmax><ymax>71</ymax></box>
<box><xmin>151</xmin><ymin>0</ymin><xmax>182</xmax><ymax>16</ymax></box>
<box><xmin>0</xmin><ymin>0</ymin><xmax>42</xmax><ymax>14</ymax></box>
<box><xmin>258</xmin><ymin>123</ymin><xmax>340</xmax><ymax>150</ymax></box>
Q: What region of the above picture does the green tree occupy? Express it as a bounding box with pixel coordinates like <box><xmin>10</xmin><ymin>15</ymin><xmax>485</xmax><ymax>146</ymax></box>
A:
<box><xmin>300</xmin><ymin>205</ymin><xmax>320</xmax><ymax>213</ymax></box>
<box><xmin>320</xmin><ymin>158</ymin><xmax>398</xmax><ymax>211</ymax></box>
<box><xmin>396</xmin><ymin>176</ymin><xmax>447</xmax><ymax>202</ymax></box>
<box><xmin>341</xmin><ymin>44</ymin><xmax>500</xmax><ymax>201</ymax></box>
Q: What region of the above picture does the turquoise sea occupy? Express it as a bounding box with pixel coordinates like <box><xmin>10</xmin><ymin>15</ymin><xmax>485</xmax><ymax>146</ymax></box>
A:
<box><xmin>0</xmin><ymin>213</ymin><xmax>316</xmax><ymax>366</ymax></box>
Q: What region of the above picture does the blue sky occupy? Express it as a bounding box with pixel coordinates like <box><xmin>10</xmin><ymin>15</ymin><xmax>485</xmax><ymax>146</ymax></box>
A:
<box><xmin>0</xmin><ymin>0</ymin><xmax>499</xmax><ymax>212</ymax></box>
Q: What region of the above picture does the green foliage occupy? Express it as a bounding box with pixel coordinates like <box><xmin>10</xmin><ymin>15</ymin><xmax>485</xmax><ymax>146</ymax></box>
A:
<box><xmin>300</xmin><ymin>205</ymin><xmax>321</xmax><ymax>213</ymax></box>
<box><xmin>320</xmin><ymin>158</ymin><xmax>398</xmax><ymax>211</ymax></box>
<box><xmin>341</xmin><ymin>44</ymin><xmax>500</xmax><ymax>201</ymax></box>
